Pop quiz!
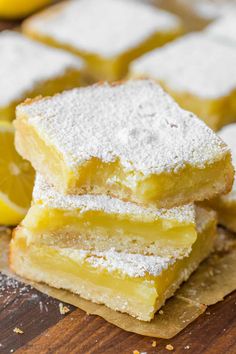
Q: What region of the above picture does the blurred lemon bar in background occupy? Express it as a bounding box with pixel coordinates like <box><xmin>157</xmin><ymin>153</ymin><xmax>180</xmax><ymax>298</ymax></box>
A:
<box><xmin>23</xmin><ymin>174</ymin><xmax>198</xmax><ymax>258</ymax></box>
<box><xmin>14</xmin><ymin>80</ymin><xmax>234</xmax><ymax>208</ymax></box>
<box><xmin>22</xmin><ymin>0</ymin><xmax>183</xmax><ymax>81</ymax></box>
<box><xmin>173</xmin><ymin>0</ymin><xmax>236</xmax><ymax>21</ymax></box>
<box><xmin>0</xmin><ymin>121</ymin><xmax>34</xmax><ymax>225</ymax></box>
<box><xmin>207</xmin><ymin>124</ymin><xmax>236</xmax><ymax>232</ymax></box>
<box><xmin>0</xmin><ymin>31</ymin><xmax>85</xmax><ymax>122</ymax></box>
<box><xmin>0</xmin><ymin>0</ymin><xmax>52</xmax><ymax>19</ymax></box>
<box><xmin>130</xmin><ymin>34</ymin><xmax>236</xmax><ymax>131</ymax></box>
<box><xmin>206</xmin><ymin>13</ymin><xmax>236</xmax><ymax>46</ymax></box>
<box><xmin>10</xmin><ymin>206</ymin><xmax>216</xmax><ymax>321</ymax></box>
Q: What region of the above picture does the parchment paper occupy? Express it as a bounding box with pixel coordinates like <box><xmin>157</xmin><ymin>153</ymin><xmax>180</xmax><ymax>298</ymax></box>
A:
<box><xmin>1</xmin><ymin>228</ymin><xmax>236</xmax><ymax>339</ymax></box>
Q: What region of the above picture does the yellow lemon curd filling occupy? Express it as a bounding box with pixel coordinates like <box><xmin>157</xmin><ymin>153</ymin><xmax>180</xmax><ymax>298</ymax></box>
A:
<box><xmin>161</xmin><ymin>85</ymin><xmax>236</xmax><ymax>131</ymax></box>
<box><xmin>22</xmin><ymin>27</ymin><xmax>182</xmax><ymax>82</ymax></box>
<box><xmin>11</xmin><ymin>208</ymin><xmax>216</xmax><ymax>321</ymax></box>
<box><xmin>22</xmin><ymin>204</ymin><xmax>197</xmax><ymax>256</ymax></box>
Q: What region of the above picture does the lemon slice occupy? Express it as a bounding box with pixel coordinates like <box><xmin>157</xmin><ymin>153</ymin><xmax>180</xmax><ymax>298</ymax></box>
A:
<box><xmin>0</xmin><ymin>121</ymin><xmax>34</xmax><ymax>225</ymax></box>
<box><xmin>0</xmin><ymin>0</ymin><xmax>52</xmax><ymax>19</ymax></box>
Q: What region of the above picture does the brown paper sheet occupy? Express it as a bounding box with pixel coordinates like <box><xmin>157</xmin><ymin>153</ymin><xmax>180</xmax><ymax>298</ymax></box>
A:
<box><xmin>1</xmin><ymin>228</ymin><xmax>236</xmax><ymax>339</ymax></box>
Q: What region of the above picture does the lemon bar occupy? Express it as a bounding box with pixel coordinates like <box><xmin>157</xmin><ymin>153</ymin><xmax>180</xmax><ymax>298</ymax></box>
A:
<box><xmin>22</xmin><ymin>0</ymin><xmax>183</xmax><ymax>81</ymax></box>
<box><xmin>10</xmin><ymin>207</ymin><xmax>216</xmax><ymax>321</ymax></box>
<box><xmin>166</xmin><ymin>0</ymin><xmax>236</xmax><ymax>22</ymax></box>
<box><xmin>207</xmin><ymin>124</ymin><xmax>236</xmax><ymax>232</ymax></box>
<box><xmin>206</xmin><ymin>13</ymin><xmax>236</xmax><ymax>46</ymax></box>
<box><xmin>0</xmin><ymin>30</ymin><xmax>84</xmax><ymax>122</ymax></box>
<box><xmin>130</xmin><ymin>34</ymin><xmax>236</xmax><ymax>131</ymax></box>
<box><xmin>22</xmin><ymin>174</ymin><xmax>197</xmax><ymax>258</ymax></box>
<box><xmin>14</xmin><ymin>80</ymin><xmax>234</xmax><ymax>209</ymax></box>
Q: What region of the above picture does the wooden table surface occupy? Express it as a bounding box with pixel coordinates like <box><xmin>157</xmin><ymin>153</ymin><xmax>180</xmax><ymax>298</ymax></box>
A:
<box><xmin>1</xmin><ymin>18</ymin><xmax>236</xmax><ymax>354</ymax></box>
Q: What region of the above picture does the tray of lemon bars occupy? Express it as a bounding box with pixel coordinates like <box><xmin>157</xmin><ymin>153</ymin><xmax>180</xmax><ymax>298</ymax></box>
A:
<box><xmin>1</xmin><ymin>0</ymin><xmax>236</xmax><ymax>353</ymax></box>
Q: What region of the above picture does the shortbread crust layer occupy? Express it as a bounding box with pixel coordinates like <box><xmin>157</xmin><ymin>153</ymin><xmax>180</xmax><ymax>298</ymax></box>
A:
<box><xmin>22</xmin><ymin>0</ymin><xmax>182</xmax><ymax>81</ymax></box>
<box><xmin>14</xmin><ymin>81</ymin><xmax>234</xmax><ymax>208</ymax></box>
<box><xmin>10</xmin><ymin>207</ymin><xmax>216</xmax><ymax>321</ymax></box>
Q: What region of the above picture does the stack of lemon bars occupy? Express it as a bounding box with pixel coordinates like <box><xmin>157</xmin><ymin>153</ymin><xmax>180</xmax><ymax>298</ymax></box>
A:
<box><xmin>10</xmin><ymin>80</ymin><xmax>234</xmax><ymax>322</ymax></box>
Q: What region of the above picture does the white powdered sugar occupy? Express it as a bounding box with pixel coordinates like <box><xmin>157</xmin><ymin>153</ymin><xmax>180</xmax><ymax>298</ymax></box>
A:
<box><xmin>179</xmin><ymin>0</ymin><xmax>236</xmax><ymax>19</ymax></box>
<box><xmin>25</xmin><ymin>0</ymin><xmax>181</xmax><ymax>58</ymax></box>
<box><xmin>33</xmin><ymin>174</ymin><xmax>195</xmax><ymax>223</ymax></box>
<box><xmin>18</xmin><ymin>80</ymin><xmax>228</xmax><ymax>175</ymax></box>
<box><xmin>0</xmin><ymin>31</ymin><xmax>83</xmax><ymax>107</ymax></box>
<box><xmin>206</xmin><ymin>13</ymin><xmax>236</xmax><ymax>45</ymax></box>
<box><xmin>218</xmin><ymin>124</ymin><xmax>236</xmax><ymax>200</ymax></box>
<box><xmin>131</xmin><ymin>34</ymin><xmax>236</xmax><ymax>99</ymax></box>
<box><xmin>58</xmin><ymin>247</ymin><xmax>175</xmax><ymax>277</ymax></box>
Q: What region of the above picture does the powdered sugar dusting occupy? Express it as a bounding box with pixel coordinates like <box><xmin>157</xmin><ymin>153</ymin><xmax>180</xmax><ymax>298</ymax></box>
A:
<box><xmin>218</xmin><ymin>124</ymin><xmax>236</xmax><ymax>199</ymax></box>
<box><xmin>131</xmin><ymin>34</ymin><xmax>236</xmax><ymax>99</ymax></box>
<box><xmin>58</xmin><ymin>247</ymin><xmax>175</xmax><ymax>277</ymax></box>
<box><xmin>206</xmin><ymin>13</ymin><xmax>236</xmax><ymax>45</ymax></box>
<box><xmin>188</xmin><ymin>0</ymin><xmax>236</xmax><ymax>19</ymax></box>
<box><xmin>26</xmin><ymin>0</ymin><xmax>181</xmax><ymax>58</ymax></box>
<box><xmin>18</xmin><ymin>80</ymin><xmax>227</xmax><ymax>175</ymax></box>
<box><xmin>33</xmin><ymin>174</ymin><xmax>195</xmax><ymax>223</ymax></box>
<box><xmin>0</xmin><ymin>31</ymin><xmax>83</xmax><ymax>107</ymax></box>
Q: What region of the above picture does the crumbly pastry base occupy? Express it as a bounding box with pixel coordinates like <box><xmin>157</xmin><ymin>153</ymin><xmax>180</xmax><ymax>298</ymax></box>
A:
<box><xmin>24</xmin><ymin>229</ymin><xmax>192</xmax><ymax>258</ymax></box>
<box><xmin>10</xmin><ymin>208</ymin><xmax>216</xmax><ymax>321</ymax></box>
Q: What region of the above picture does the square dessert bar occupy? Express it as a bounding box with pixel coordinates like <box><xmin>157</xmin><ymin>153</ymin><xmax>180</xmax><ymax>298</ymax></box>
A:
<box><xmin>130</xmin><ymin>34</ymin><xmax>236</xmax><ymax>131</ymax></box>
<box><xmin>15</xmin><ymin>80</ymin><xmax>234</xmax><ymax>209</ymax></box>
<box><xmin>23</xmin><ymin>174</ymin><xmax>197</xmax><ymax>258</ymax></box>
<box><xmin>22</xmin><ymin>0</ymin><xmax>183</xmax><ymax>81</ymax></box>
<box><xmin>0</xmin><ymin>31</ymin><xmax>84</xmax><ymax>122</ymax></box>
<box><xmin>207</xmin><ymin>124</ymin><xmax>236</xmax><ymax>232</ymax></box>
<box><xmin>167</xmin><ymin>0</ymin><xmax>236</xmax><ymax>21</ymax></box>
<box><xmin>206</xmin><ymin>13</ymin><xmax>236</xmax><ymax>46</ymax></box>
<box><xmin>10</xmin><ymin>207</ymin><xmax>216</xmax><ymax>321</ymax></box>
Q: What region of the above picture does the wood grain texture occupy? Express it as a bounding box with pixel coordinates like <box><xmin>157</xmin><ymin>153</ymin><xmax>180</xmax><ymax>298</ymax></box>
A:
<box><xmin>0</xmin><ymin>273</ymin><xmax>235</xmax><ymax>354</ymax></box>
<box><xmin>0</xmin><ymin>273</ymin><xmax>75</xmax><ymax>353</ymax></box>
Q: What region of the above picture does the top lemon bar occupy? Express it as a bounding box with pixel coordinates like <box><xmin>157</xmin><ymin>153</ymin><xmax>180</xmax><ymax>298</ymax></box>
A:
<box><xmin>206</xmin><ymin>13</ymin><xmax>236</xmax><ymax>45</ymax></box>
<box><xmin>0</xmin><ymin>31</ymin><xmax>84</xmax><ymax>122</ymax></box>
<box><xmin>15</xmin><ymin>80</ymin><xmax>234</xmax><ymax>208</ymax></box>
<box><xmin>22</xmin><ymin>0</ymin><xmax>183</xmax><ymax>81</ymax></box>
<box><xmin>130</xmin><ymin>33</ymin><xmax>236</xmax><ymax>130</ymax></box>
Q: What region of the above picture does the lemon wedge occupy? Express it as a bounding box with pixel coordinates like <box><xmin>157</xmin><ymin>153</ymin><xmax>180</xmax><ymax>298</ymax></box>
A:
<box><xmin>0</xmin><ymin>121</ymin><xmax>34</xmax><ymax>225</ymax></box>
<box><xmin>0</xmin><ymin>0</ymin><xmax>52</xmax><ymax>19</ymax></box>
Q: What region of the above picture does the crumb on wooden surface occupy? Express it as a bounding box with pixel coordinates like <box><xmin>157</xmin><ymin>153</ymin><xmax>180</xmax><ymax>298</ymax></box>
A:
<box><xmin>166</xmin><ymin>344</ymin><xmax>174</xmax><ymax>351</ymax></box>
<box><xmin>152</xmin><ymin>340</ymin><xmax>157</xmax><ymax>347</ymax></box>
<box><xmin>59</xmin><ymin>302</ymin><xmax>70</xmax><ymax>315</ymax></box>
<box><xmin>13</xmin><ymin>327</ymin><xmax>24</xmax><ymax>334</ymax></box>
